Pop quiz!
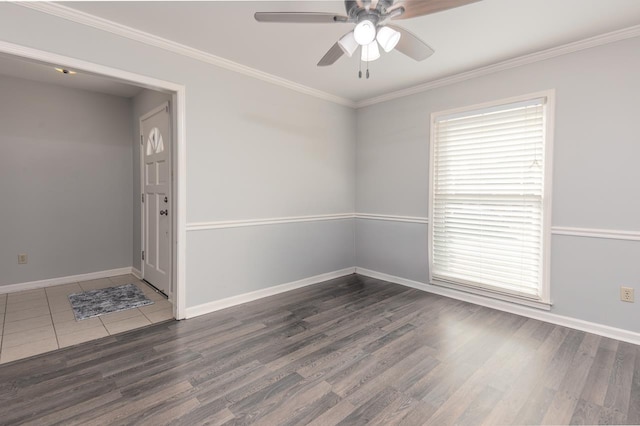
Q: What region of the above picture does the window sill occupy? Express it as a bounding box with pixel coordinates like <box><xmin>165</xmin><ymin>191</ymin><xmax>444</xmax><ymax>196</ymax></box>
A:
<box><xmin>430</xmin><ymin>280</ymin><xmax>552</xmax><ymax>311</ymax></box>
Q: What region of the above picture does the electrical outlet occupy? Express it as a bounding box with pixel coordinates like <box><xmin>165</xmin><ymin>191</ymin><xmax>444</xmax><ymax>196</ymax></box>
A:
<box><xmin>620</xmin><ymin>287</ymin><xmax>634</xmax><ymax>303</ymax></box>
<box><xmin>18</xmin><ymin>253</ymin><xmax>28</xmax><ymax>264</ymax></box>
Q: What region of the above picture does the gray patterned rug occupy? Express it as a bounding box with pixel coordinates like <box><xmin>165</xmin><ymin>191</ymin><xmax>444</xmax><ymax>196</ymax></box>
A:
<box><xmin>68</xmin><ymin>283</ymin><xmax>154</xmax><ymax>320</ymax></box>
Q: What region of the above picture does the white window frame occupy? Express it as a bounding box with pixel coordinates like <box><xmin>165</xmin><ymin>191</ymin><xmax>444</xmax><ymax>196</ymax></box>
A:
<box><xmin>428</xmin><ymin>90</ymin><xmax>555</xmax><ymax>309</ymax></box>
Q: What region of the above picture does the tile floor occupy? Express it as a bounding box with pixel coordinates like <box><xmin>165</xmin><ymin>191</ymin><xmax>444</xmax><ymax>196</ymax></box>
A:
<box><xmin>0</xmin><ymin>274</ymin><xmax>173</xmax><ymax>364</ymax></box>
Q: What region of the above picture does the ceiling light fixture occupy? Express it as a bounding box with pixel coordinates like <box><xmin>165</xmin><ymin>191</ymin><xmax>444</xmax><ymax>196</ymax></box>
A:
<box><xmin>338</xmin><ymin>31</ymin><xmax>358</xmax><ymax>57</ymax></box>
<box><xmin>55</xmin><ymin>67</ymin><xmax>77</xmax><ymax>75</ymax></box>
<box><xmin>376</xmin><ymin>26</ymin><xmax>401</xmax><ymax>53</ymax></box>
<box><xmin>353</xmin><ymin>20</ymin><xmax>376</xmax><ymax>46</ymax></box>
<box><xmin>361</xmin><ymin>41</ymin><xmax>380</xmax><ymax>62</ymax></box>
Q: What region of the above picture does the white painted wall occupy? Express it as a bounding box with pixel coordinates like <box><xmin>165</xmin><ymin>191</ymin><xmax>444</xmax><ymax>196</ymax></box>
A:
<box><xmin>0</xmin><ymin>74</ymin><xmax>133</xmax><ymax>286</ymax></box>
<box><xmin>356</xmin><ymin>37</ymin><xmax>640</xmax><ymax>332</ymax></box>
<box><xmin>0</xmin><ymin>4</ymin><xmax>356</xmax><ymax>304</ymax></box>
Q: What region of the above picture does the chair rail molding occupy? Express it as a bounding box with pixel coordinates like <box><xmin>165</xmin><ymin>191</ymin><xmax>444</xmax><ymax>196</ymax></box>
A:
<box><xmin>551</xmin><ymin>226</ymin><xmax>640</xmax><ymax>242</ymax></box>
<box><xmin>186</xmin><ymin>213</ymin><xmax>355</xmax><ymax>231</ymax></box>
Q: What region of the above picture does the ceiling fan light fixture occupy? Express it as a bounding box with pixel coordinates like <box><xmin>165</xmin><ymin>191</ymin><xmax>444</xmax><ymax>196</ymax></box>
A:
<box><xmin>376</xmin><ymin>26</ymin><xmax>401</xmax><ymax>52</ymax></box>
<box><xmin>361</xmin><ymin>40</ymin><xmax>380</xmax><ymax>62</ymax></box>
<box><xmin>338</xmin><ymin>31</ymin><xmax>359</xmax><ymax>57</ymax></box>
<box><xmin>353</xmin><ymin>20</ymin><xmax>376</xmax><ymax>45</ymax></box>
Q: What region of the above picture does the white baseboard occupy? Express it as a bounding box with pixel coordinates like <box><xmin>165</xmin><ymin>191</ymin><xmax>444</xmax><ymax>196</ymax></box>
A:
<box><xmin>0</xmin><ymin>267</ymin><xmax>134</xmax><ymax>294</ymax></box>
<box><xmin>185</xmin><ymin>267</ymin><xmax>356</xmax><ymax>319</ymax></box>
<box><xmin>131</xmin><ymin>267</ymin><xmax>142</xmax><ymax>280</ymax></box>
<box><xmin>355</xmin><ymin>267</ymin><xmax>640</xmax><ymax>346</ymax></box>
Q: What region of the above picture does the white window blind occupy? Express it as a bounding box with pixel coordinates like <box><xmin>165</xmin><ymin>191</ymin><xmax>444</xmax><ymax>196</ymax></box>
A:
<box><xmin>431</xmin><ymin>97</ymin><xmax>549</xmax><ymax>301</ymax></box>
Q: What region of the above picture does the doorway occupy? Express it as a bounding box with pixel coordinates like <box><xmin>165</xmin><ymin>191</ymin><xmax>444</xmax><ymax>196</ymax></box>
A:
<box><xmin>0</xmin><ymin>40</ymin><xmax>187</xmax><ymax>319</ymax></box>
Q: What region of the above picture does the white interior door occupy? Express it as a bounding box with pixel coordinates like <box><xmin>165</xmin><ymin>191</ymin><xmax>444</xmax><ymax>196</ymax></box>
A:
<box><xmin>140</xmin><ymin>102</ymin><xmax>171</xmax><ymax>295</ymax></box>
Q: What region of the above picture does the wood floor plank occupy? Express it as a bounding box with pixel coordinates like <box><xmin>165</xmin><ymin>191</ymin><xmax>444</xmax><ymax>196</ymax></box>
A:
<box><xmin>580</xmin><ymin>337</ymin><xmax>619</xmax><ymax>405</ymax></box>
<box><xmin>454</xmin><ymin>385</ymin><xmax>503</xmax><ymax>426</ymax></box>
<box><xmin>569</xmin><ymin>398</ymin><xmax>603</xmax><ymax>425</ymax></box>
<box><xmin>248</xmin><ymin>380</ymin><xmax>336</xmax><ymax>426</ymax></box>
<box><xmin>337</xmin><ymin>386</ymin><xmax>402</xmax><ymax>425</ymax></box>
<box><xmin>306</xmin><ymin>397</ymin><xmax>356</xmax><ymax>426</ymax></box>
<box><xmin>0</xmin><ymin>274</ymin><xmax>638</xmax><ymax>425</ymax></box>
<box><xmin>627</xmin><ymin>346</ymin><xmax>640</xmax><ymax>424</ymax></box>
<box><xmin>368</xmin><ymin>393</ymin><xmax>420</xmax><ymax>426</ymax></box>
<box><xmin>602</xmin><ymin>341</ymin><xmax>637</xmax><ymax>424</ymax></box>
<box><xmin>481</xmin><ymin>325</ymin><xmax>570</xmax><ymax>425</ymax></box>
<box><xmin>541</xmin><ymin>333</ymin><xmax>600</xmax><ymax>425</ymax></box>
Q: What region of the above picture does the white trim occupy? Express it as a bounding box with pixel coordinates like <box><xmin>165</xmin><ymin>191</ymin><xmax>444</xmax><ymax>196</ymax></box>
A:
<box><xmin>174</xmin><ymin>90</ymin><xmax>187</xmax><ymax>320</ymax></box>
<box><xmin>355</xmin><ymin>213</ymin><xmax>429</xmax><ymax>224</ymax></box>
<box><xmin>429</xmin><ymin>279</ymin><xmax>552</xmax><ymax>311</ymax></box>
<box><xmin>185</xmin><ymin>267</ymin><xmax>356</xmax><ymax>318</ymax></box>
<box><xmin>356</xmin><ymin>25</ymin><xmax>640</xmax><ymax>108</ymax></box>
<box><xmin>0</xmin><ymin>41</ymin><xmax>183</xmax><ymax>93</ymax></box>
<box><xmin>185</xmin><ymin>210</ymin><xmax>640</xmax><ymax>246</ymax></box>
<box><xmin>186</xmin><ymin>213</ymin><xmax>355</xmax><ymax>231</ymax></box>
<box><xmin>17</xmin><ymin>2</ymin><xmax>355</xmax><ymax>108</ymax></box>
<box><xmin>552</xmin><ymin>226</ymin><xmax>640</xmax><ymax>242</ymax></box>
<box><xmin>429</xmin><ymin>89</ymin><xmax>556</xmax><ymax>121</ymax></box>
<box><xmin>355</xmin><ymin>268</ymin><xmax>640</xmax><ymax>346</ymax></box>
<box><xmin>0</xmin><ymin>267</ymin><xmax>134</xmax><ymax>294</ymax></box>
<box><xmin>0</xmin><ymin>40</ymin><xmax>188</xmax><ymax>321</ymax></box>
<box><xmin>132</xmin><ymin>267</ymin><xmax>142</xmax><ymax>280</ymax></box>
<box><xmin>542</xmin><ymin>92</ymin><xmax>556</xmax><ymax>304</ymax></box>
<box><xmin>186</xmin><ymin>213</ymin><xmax>431</xmax><ymax>231</ymax></box>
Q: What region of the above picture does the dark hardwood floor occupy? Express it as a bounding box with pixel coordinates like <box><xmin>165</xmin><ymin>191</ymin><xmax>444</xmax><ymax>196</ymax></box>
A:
<box><xmin>0</xmin><ymin>274</ymin><xmax>638</xmax><ymax>425</ymax></box>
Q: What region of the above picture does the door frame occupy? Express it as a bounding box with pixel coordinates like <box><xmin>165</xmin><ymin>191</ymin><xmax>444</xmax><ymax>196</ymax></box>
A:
<box><xmin>139</xmin><ymin>101</ymin><xmax>172</xmax><ymax>298</ymax></box>
<box><xmin>0</xmin><ymin>40</ymin><xmax>188</xmax><ymax>319</ymax></box>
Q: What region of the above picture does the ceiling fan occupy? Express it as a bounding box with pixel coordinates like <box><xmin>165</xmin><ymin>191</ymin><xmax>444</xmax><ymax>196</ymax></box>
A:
<box><xmin>255</xmin><ymin>0</ymin><xmax>480</xmax><ymax>77</ymax></box>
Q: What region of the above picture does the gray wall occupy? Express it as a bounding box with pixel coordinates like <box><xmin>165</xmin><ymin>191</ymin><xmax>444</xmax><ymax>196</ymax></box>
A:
<box><xmin>187</xmin><ymin>220</ymin><xmax>354</xmax><ymax>306</ymax></box>
<box><xmin>0</xmin><ymin>74</ymin><xmax>133</xmax><ymax>286</ymax></box>
<box><xmin>131</xmin><ymin>89</ymin><xmax>173</xmax><ymax>271</ymax></box>
<box><xmin>356</xmin><ymin>37</ymin><xmax>640</xmax><ymax>332</ymax></box>
<box><xmin>0</xmin><ymin>4</ymin><xmax>356</xmax><ymax>306</ymax></box>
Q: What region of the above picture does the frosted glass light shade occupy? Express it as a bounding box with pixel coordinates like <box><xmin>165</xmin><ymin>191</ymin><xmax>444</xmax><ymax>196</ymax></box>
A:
<box><xmin>353</xmin><ymin>20</ymin><xmax>376</xmax><ymax>45</ymax></box>
<box><xmin>338</xmin><ymin>31</ymin><xmax>358</xmax><ymax>57</ymax></box>
<box><xmin>361</xmin><ymin>41</ymin><xmax>380</xmax><ymax>62</ymax></box>
<box><xmin>376</xmin><ymin>26</ymin><xmax>401</xmax><ymax>52</ymax></box>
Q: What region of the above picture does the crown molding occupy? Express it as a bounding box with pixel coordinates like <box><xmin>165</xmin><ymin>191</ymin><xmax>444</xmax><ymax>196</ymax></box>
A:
<box><xmin>16</xmin><ymin>2</ymin><xmax>640</xmax><ymax>110</ymax></box>
<box><xmin>16</xmin><ymin>1</ymin><xmax>356</xmax><ymax>108</ymax></box>
<box><xmin>356</xmin><ymin>24</ymin><xmax>640</xmax><ymax>108</ymax></box>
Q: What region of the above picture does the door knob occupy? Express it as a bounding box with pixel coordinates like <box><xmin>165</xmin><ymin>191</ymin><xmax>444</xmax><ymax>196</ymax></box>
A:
<box><xmin>160</xmin><ymin>210</ymin><xmax>168</xmax><ymax>216</ymax></box>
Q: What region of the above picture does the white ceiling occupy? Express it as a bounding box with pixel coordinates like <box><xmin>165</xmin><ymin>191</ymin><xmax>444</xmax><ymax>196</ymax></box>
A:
<box><xmin>0</xmin><ymin>53</ymin><xmax>143</xmax><ymax>98</ymax></box>
<box><xmin>61</xmin><ymin>0</ymin><xmax>640</xmax><ymax>102</ymax></box>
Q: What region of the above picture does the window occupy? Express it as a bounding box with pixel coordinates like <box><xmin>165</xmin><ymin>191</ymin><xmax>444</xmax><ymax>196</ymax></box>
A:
<box><xmin>429</xmin><ymin>92</ymin><xmax>554</xmax><ymax>305</ymax></box>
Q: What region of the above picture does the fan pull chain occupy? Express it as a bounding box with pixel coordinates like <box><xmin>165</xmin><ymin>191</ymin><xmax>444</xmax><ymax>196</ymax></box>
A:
<box><xmin>358</xmin><ymin>45</ymin><xmax>371</xmax><ymax>79</ymax></box>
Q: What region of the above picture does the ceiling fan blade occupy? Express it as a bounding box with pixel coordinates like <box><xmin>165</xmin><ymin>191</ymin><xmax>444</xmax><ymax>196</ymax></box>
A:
<box><xmin>389</xmin><ymin>25</ymin><xmax>434</xmax><ymax>61</ymax></box>
<box><xmin>254</xmin><ymin>12</ymin><xmax>348</xmax><ymax>23</ymax></box>
<box><xmin>390</xmin><ymin>0</ymin><xmax>481</xmax><ymax>20</ymax></box>
<box><xmin>317</xmin><ymin>42</ymin><xmax>344</xmax><ymax>66</ymax></box>
<box><xmin>344</xmin><ymin>0</ymin><xmax>362</xmax><ymax>15</ymax></box>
